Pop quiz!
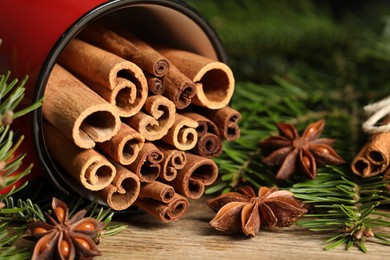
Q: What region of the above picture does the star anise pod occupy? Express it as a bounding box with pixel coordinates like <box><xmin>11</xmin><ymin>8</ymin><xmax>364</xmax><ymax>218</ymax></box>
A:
<box><xmin>258</xmin><ymin>119</ymin><xmax>345</xmax><ymax>181</ymax></box>
<box><xmin>25</xmin><ymin>197</ymin><xmax>104</xmax><ymax>260</ymax></box>
<box><xmin>207</xmin><ymin>186</ymin><xmax>307</xmax><ymax>237</ymax></box>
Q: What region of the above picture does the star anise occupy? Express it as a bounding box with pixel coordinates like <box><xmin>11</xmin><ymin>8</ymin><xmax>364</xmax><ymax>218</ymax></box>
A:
<box><xmin>207</xmin><ymin>186</ymin><xmax>307</xmax><ymax>237</ymax></box>
<box><xmin>258</xmin><ymin>119</ymin><xmax>345</xmax><ymax>181</ymax></box>
<box><xmin>25</xmin><ymin>197</ymin><xmax>104</xmax><ymax>260</ymax></box>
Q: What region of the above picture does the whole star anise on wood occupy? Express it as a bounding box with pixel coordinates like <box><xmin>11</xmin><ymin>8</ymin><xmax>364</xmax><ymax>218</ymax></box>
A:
<box><xmin>207</xmin><ymin>186</ymin><xmax>307</xmax><ymax>237</ymax></box>
<box><xmin>258</xmin><ymin>119</ymin><xmax>345</xmax><ymax>181</ymax></box>
<box><xmin>25</xmin><ymin>197</ymin><xmax>104</xmax><ymax>260</ymax></box>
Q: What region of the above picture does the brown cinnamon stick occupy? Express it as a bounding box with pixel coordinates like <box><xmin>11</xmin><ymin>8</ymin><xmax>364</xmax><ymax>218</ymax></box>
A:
<box><xmin>199</xmin><ymin>106</ymin><xmax>241</xmax><ymax>141</ymax></box>
<box><xmin>123</xmin><ymin>95</ymin><xmax>176</xmax><ymax>141</ymax></box>
<box><xmin>170</xmin><ymin>153</ymin><xmax>218</xmax><ymax>199</ymax></box>
<box><xmin>161</xmin><ymin>114</ymin><xmax>198</xmax><ymax>151</ymax></box>
<box><xmin>138</xmin><ymin>181</ymin><xmax>175</xmax><ymax>203</ymax></box>
<box><xmin>182</xmin><ymin>112</ymin><xmax>223</xmax><ymax>158</ymax></box>
<box><xmin>158</xmin><ymin>48</ymin><xmax>235</xmax><ymax>109</ymax></box>
<box><xmin>43</xmin><ymin>64</ymin><xmax>121</xmax><ymax>149</ymax></box>
<box><xmin>97</xmin><ymin>161</ymin><xmax>140</xmax><ymax>211</ymax></box>
<box><xmin>135</xmin><ymin>193</ymin><xmax>189</xmax><ymax>222</ymax></box>
<box><xmin>57</xmin><ymin>38</ymin><xmax>148</xmax><ymax>117</ymax></box>
<box><xmin>78</xmin><ymin>23</ymin><xmax>169</xmax><ymax>77</ymax></box>
<box><xmin>156</xmin><ymin>144</ymin><xmax>186</xmax><ymax>181</ymax></box>
<box><xmin>126</xmin><ymin>142</ymin><xmax>164</xmax><ymax>183</ymax></box>
<box><xmin>145</xmin><ymin>72</ymin><xmax>165</xmax><ymax>95</ymax></box>
<box><xmin>97</xmin><ymin>123</ymin><xmax>145</xmax><ymax>165</ymax></box>
<box><xmin>44</xmin><ymin>121</ymin><xmax>116</xmax><ymax>191</ymax></box>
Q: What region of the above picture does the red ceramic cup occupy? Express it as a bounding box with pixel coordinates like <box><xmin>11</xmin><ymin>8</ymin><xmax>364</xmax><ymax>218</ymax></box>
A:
<box><xmin>0</xmin><ymin>0</ymin><xmax>226</xmax><ymax>199</ymax></box>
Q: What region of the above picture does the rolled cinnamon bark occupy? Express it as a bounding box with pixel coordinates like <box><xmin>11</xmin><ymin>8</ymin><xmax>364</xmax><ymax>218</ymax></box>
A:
<box><xmin>182</xmin><ymin>112</ymin><xmax>223</xmax><ymax>158</ymax></box>
<box><xmin>135</xmin><ymin>193</ymin><xmax>189</xmax><ymax>222</ymax></box>
<box><xmin>97</xmin><ymin>161</ymin><xmax>140</xmax><ymax>211</ymax></box>
<box><xmin>145</xmin><ymin>73</ymin><xmax>165</xmax><ymax>95</ymax></box>
<box><xmin>126</xmin><ymin>142</ymin><xmax>164</xmax><ymax>183</ymax></box>
<box><xmin>43</xmin><ymin>64</ymin><xmax>121</xmax><ymax>149</ymax></box>
<box><xmin>351</xmin><ymin>131</ymin><xmax>390</xmax><ymax>177</ymax></box>
<box><xmin>78</xmin><ymin>23</ymin><xmax>169</xmax><ymax>77</ymax></box>
<box><xmin>44</xmin><ymin>121</ymin><xmax>116</xmax><ymax>191</ymax></box>
<box><xmin>156</xmin><ymin>144</ymin><xmax>186</xmax><ymax>181</ymax></box>
<box><xmin>58</xmin><ymin>38</ymin><xmax>148</xmax><ymax>117</ymax></box>
<box><xmin>158</xmin><ymin>48</ymin><xmax>235</xmax><ymax>109</ymax></box>
<box><xmin>161</xmin><ymin>114</ymin><xmax>198</xmax><ymax>151</ymax></box>
<box><xmin>97</xmin><ymin>123</ymin><xmax>145</xmax><ymax>165</ymax></box>
<box><xmin>199</xmin><ymin>106</ymin><xmax>241</xmax><ymax>141</ymax></box>
<box><xmin>123</xmin><ymin>95</ymin><xmax>176</xmax><ymax>141</ymax></box>
<box><xmin>138</xmin><ymin>181</ymin><xmax>175</xmax><ymax>203</ymax></box>
<box><xmin>170</xmin><ymin>153</ymin><xmax>218</xmax><ymax>199</ymax></box>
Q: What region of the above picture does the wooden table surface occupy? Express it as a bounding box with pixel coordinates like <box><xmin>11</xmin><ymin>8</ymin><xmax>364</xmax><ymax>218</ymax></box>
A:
<box><xmin>95</xmin><ymin>196</ymin><xmax>389</xmax><ymax>260</ymax></box>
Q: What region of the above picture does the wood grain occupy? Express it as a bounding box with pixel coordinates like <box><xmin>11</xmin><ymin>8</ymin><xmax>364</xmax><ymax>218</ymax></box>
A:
<box><xmin>95</xmin><ymin>196</ymin><xmax>389</xmax><ymax>260</ymax></box>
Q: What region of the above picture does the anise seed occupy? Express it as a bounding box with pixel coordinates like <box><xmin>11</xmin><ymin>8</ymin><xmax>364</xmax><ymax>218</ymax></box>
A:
<box><xmin>55</xmin><ymin>207</ymin><xmax>66</xmax><ymax>223</ymax></box>
<box><xmin>60</xmin><ymin>239</ymin><xmax>70</xmax><ymax>258</ymax></box>
<box><xmin>302</xmin><ymin>156</ymin><xmax>311</xmax><ymax>169</ymax></box>
<box><xmin>75</xmin><ymin>222</ymin><xmax>95</xmax><ymax>231</ymax></box>
<box><xmin>76</xmin><ymin>237</ymin><xmax>91</xmax><ymax>250</ymax></box>
<box><xmin>33</xmin><ymin>227</ymin><xmax>48</xmax><ymax>235</ymax></box>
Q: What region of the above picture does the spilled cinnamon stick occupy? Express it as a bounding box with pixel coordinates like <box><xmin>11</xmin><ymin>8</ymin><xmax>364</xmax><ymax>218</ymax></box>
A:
<box><xmin>43</xmin><ymin>64</ymin><xmax>121</xmax><ymax>149</ymax></box>
<box><xmin>199</xmin><ymin>106</ymin><xmax>241</xmax><ymax>141</ymax></box>
<box><xmin>155</xmin><ymin>144</ymin><xmax>186</xmax><ymax>181</ymax></box>
<box><xmin>44</xmin><ymin>121</ymin><xmax>116</xmax><ymax>191</ymax></box>
<box><xmin>157</xmin><ymin>48</ymin><xmax>235</xmax><ymax>109</ymax></box>
<box><xmin>123</xmin><ymin>95</ymin><xmax>176</xmax><ymax>141</ymax></box>
<box><xmin>97</xmin><ymin>161</ymin><xmax>140</xmax><ymax>211</ymax></box>
<box><xmin>97</xmin><ymin>123</ymin><xmax>145</xmax><ymax>165</ymax></box>
<box><xmin>126</xmin><ymin>142</ymin><xmax>164</xmax><ymax>183</ymax></box>
<box><xmin>161</xmin><ymin>114</ymin><xmax>198</xmax><ymax>151</ymax></box>
<box><xmin>138</xmin><ymin>181</ymin><xmax>175</xmax><ymax>203</ymax></box>
<box><xmin>182</xmin><ymin>112</ymin><xmax>223</xmax><ymax>158</ymax></box>
<box><xmin>58</xmin><ymin>38</ymin><xmax>148</xmax><ymax>117</ymax></box>
<box><xmin>78</xmin><ymin>23</ymin><xmax>169</xmax><ymax>77</ymax></box>
<box><xmin>170</xmin><ymin>153</ymin><xmax>218</xmax><ymax>199</ymax></box>
<box><xmin>135</xmin><ymin>193</ymin><xmax>189</xmax><ymax>222</ymax></box>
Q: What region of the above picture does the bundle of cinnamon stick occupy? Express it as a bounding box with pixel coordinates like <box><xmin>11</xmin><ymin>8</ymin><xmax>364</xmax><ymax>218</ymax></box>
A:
<box><xmin>42</xmin><ymin>22</ymin><xmax>241</xmax><ymax>222</ymax></box>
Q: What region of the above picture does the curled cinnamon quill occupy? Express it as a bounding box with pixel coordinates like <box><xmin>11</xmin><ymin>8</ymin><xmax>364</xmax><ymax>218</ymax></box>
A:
<box><xmin>135</xmin><ymin>193</ymin><xmax>189</xmax><ymax>222</ymax></box>
<box><xmin>200</xmin><ymin>106</ymin><xmax>241</xmax><ymax>141</ymax></box>
<box><xmin>43</xmin><ymin>64</ymin><xmax>121</xmax><ymax>149</ymax></box>
<box><xmin>58</xmin><ymin>38</ymin><xmax>148</xmax><ymax>117</ymax></box>
<box><xmin>97</xmin><ymin>123</ymin><xmax>145</xmax><ymax>165</ymax></box>
<box><xmin>161</xmin><ymin>114</ymin><xmax>198</xmax><ymax>151</ymax></box>
<box><xmin>145</xmin><ymin>73</ymin><xmax>165</xmax><ymax>95</ymax></box>
<box><xmin>123</xmin><ymin>95</ymin><xmax>176</xmax><ymax>141</ymax></box>
<box><xmin>158</xmin><ymin>48</ymin><xmax>235</xmax><ymax>109</ymax></box>
<box><xmin>156</xmin><ymin>144</ymin><xmax>186</xmax><ymax>181</ymax></box>
<box><xmin>182</xmin><ymin>112</ymin><xmax>223</xmax><ymax>158</ymax></box>
<box><xmin>138</xmin><ymin>181</ymin><xmax>175</xmax><ymax>203</ymax></box>
<box><xmin>44</xmin><ymin>121</ymin><xmax>116</xmax><ymax>191</ymax></box>
<box><xmin>97</xmin><ymin>161</ymin><xmax>140</xmax><ymax>211</ymax></box>
<box><xmin>170</xmin><ymin>153</ymin><xmax>218</xmax><ymax>199</ymax></box>
<box><xmin>125</xmin><ymin>142</ymin><xmax>164</xmax><ymax>183</ymax></box>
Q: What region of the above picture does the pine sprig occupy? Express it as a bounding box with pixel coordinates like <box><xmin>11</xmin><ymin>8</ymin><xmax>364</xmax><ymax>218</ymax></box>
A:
<box><xmin>290</xmin><ymin>166</ymin><xmax>390</xmax><ymax>252</ymax></box>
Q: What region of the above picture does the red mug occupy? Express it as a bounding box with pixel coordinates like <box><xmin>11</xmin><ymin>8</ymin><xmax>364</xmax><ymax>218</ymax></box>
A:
<box><xmin>0</xmin><ymin>0</ymin><xmax>226</xmax><ymax>199</ymax></box>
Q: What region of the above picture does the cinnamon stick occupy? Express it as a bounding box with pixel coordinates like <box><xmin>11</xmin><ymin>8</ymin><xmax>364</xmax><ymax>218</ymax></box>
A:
<box><xmin>44</xmin><ymin>121</ymin><xmax>116</xmax><ymax>191</ymax></box>
<box><xmin>138</xmin><ymin>181</ymin><xmax>175</xmax><ymax>203</ymax></box>
<box><xmin>42</xmin><ymin>64</ymin><xmax>121</xmax><ymax>149</ymax></box>
<box><xmin>97</xmin><ymin>161</ymin><xmax>140</xmax><ymax>211</ymax></box>
<box><xmin>78</xmin><ymin>23</ymin><xmax>169</xmax><ymax>77</ymax></box>
<box><xmin>97</xmin><ymin>123</ymin><xmax>145</xmax><ymax>165</ymax></box>
<box><xmin>126</xmin><ymin>142</ymin><xmax>164</xmax><ymax>183</ymax></box>
<box><xmin>145</xmin><ymin>72</ymin><xmax>165</xmax><ymax>95</ymax></box>
<box><xmin>123</xmin><ymin>95</ymin><xmax>176</xmax><ymax>141</ymax></box>
<box><xmin>161</xmin><ymin>114</ymin><xmax>198</xmax><ymax>151</ymax></box>
<box><xmin>156</xmin><ymin>144</ymin><xmax>186</xmax><ymax>181</ymax></box>
<box><xmin>182</xmin><ymin>112</ymin><xmax>223</xmax><ymax>158</ymax></box>
<box><xmin>135</xmin><ymin>193</ymin><xmax>189</xmax><ymax>222</ymax></box>
<box><xmin>157</xmin><ymin>48</ymin><xmax>235</xmax><ymax>109</ymax></box>
<box><xmin>199</xmin><ymin>106</ymin><xmax>241</xmax><ymax>141</ymax></box>
<box><xmin>170</xmin><ymin>153</ymin><xmax>218</xmax><ymax>199</ymax></box>
<box><xmin>57</xmin><ymin>38</ymin><xmax>148</xmax><ymax>117</ymax></box>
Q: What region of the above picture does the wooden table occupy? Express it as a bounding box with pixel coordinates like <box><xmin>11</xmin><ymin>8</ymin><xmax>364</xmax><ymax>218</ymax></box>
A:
<box><xmin>95</xmin><ymin>196</ymin><xmax>389</xmax><ymax>260</ymax></box>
